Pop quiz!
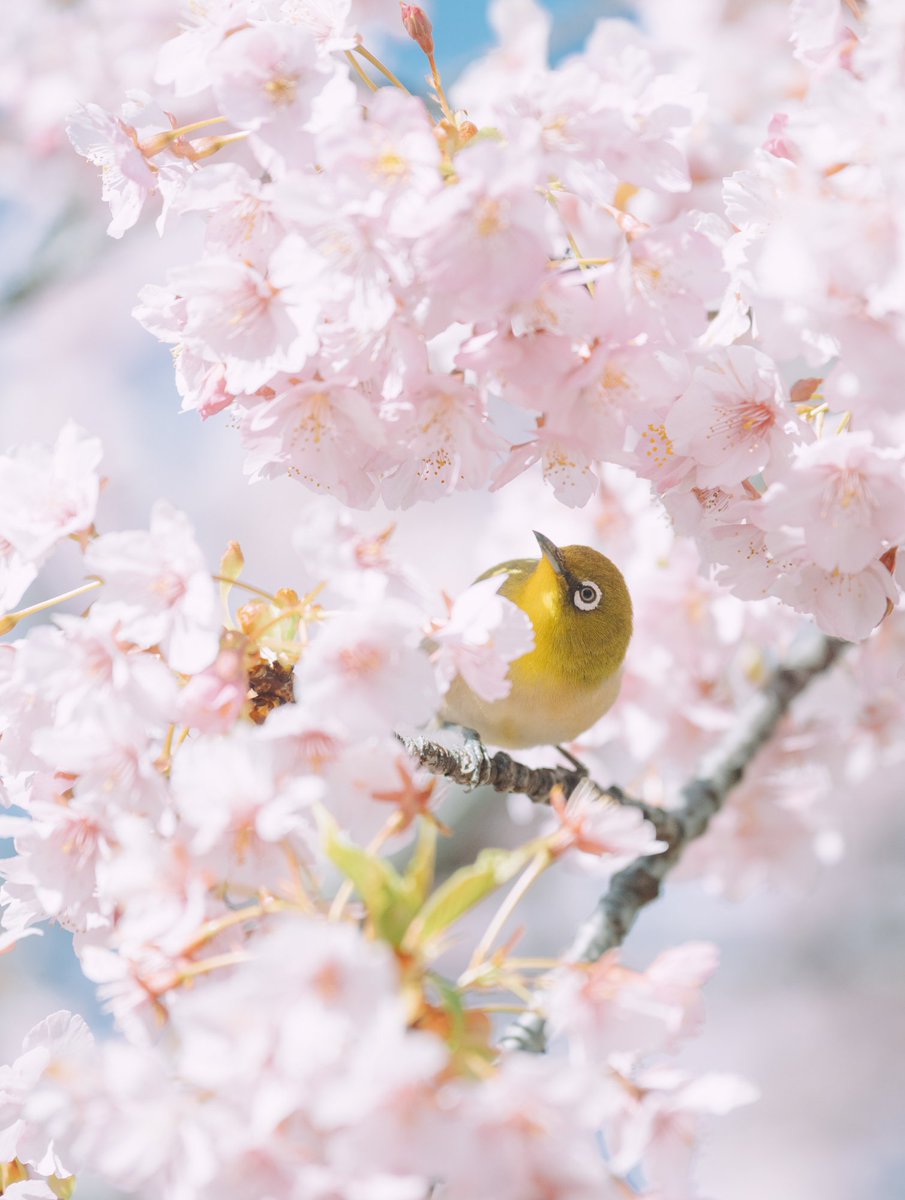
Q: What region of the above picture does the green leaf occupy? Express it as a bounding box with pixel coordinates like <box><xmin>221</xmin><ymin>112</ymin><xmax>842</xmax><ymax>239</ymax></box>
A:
<box><xmin>320</xmin><ymin>808</ymin><xmax>439</xmax><ymax>948</ymax></box>
<box><xmin>402</xmin><ymin>843</ymin><xmax>540</xmax><ymax>954</ymax></box>
<box><xmin>403</xmin><ymin>817</ymin><xmax>437</xmax><ymax>908</ymax></box>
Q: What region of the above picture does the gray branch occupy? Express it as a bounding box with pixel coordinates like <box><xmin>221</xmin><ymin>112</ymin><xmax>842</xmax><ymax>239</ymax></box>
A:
<box><xmin>394</xmin><ymin>733</ymin><xmax>592</xmax><ymax>803</ymax></box>
<box><xmin>400</xmin><ymin>633</ymin><xmax>849</xmax><ymax>1054</ymax></box>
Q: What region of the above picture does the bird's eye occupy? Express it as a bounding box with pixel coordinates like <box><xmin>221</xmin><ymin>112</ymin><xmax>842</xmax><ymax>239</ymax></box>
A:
<box><xmin>574</xmin><ymin>581</ymin><xmax>602</xmax><ymax>611</ymax></box>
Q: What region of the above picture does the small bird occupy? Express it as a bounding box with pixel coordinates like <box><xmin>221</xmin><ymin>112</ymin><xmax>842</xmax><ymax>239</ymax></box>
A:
<box><xmin>442</xmin><ymin>531</ymin><xmax>633</xmax><ymax>749</ymax></box>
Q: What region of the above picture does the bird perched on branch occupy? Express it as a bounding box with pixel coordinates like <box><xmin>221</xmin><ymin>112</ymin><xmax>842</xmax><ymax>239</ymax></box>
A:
<box><xmin>441</xmin><ymin>531</ymin><xmax>633</xmax><ymax>750</ymax></box>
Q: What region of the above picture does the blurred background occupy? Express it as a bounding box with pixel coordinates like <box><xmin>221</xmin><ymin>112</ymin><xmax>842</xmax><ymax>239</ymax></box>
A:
<box><xmin>1</xmin><ymin>2</ymin><xmax>903</xmax><ymax>1197</ymax></box>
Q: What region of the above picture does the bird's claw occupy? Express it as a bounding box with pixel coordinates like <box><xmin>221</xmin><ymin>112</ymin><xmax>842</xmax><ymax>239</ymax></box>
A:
<box><xmin>555</xmin><ymin>743</ymin><xmax>590</xmax><ymax>777</ymax></box>
<box><xmin>460</xmin><ymin>726</ymin><xmax>492</xmax><ymax>790</ymax></box>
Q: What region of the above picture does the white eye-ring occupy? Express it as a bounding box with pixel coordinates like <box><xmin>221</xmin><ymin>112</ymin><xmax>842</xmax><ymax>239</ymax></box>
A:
<box><xmin>574</xmin><ymin>580</ymin><xmax>602</xmax><ymax>611</ymax></box>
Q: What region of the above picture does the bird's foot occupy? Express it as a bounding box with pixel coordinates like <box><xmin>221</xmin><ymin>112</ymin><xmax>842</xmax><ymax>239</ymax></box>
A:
<box><xmin>459</xmin><ymin>726</ymin><xmax>493</xmax><ymax>790</ymax></box>
<box><xmin>555</xmin><ymin>744</ymin><xmax>590</xmax><ymax>777</ymax></box>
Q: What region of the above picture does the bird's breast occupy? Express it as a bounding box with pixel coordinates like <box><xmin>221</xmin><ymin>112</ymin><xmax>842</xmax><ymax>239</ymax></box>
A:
<box><xmin>441</xmin><ymin>656</ymin><xmax>623</xmax><ymax>750</ymax></box>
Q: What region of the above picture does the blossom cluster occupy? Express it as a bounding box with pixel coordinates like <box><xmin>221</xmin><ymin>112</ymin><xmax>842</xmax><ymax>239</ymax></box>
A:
<box><xmin>61</xmin><ymin>0</ymin><xmax>905</xmax><ymax>642</ymax></box>
<box><xmin>0</xmin><ymin>934</ymin><xmax>754</xmax><ymax>1200</ymax></box>
<box><xmin>0</xmin><ymin>425</ymin><xmax>757</xmax><ymax>1199</ymax></box>
<box><xmin>2</xmin><ymin>0</ymin><xmax>904</xmax><ymax>1196</ymax></box>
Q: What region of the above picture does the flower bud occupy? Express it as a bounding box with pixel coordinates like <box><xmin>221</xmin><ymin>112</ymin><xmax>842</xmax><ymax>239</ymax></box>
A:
<box><xmin>400</xmin><ymin>4</ymin><xmax>434</xmax><ymax>56</ymax></box>
<box><xmin>219</xmin><ymin>539</ymin><xmax>245</xmax><ymax>582</ymax></box>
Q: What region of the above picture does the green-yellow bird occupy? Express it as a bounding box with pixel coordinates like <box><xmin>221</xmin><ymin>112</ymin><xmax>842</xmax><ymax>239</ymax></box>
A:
<box><xmin>441</xmin><ymin>531</ymin><xmax>633</xmax><ymax>749</ymax></box>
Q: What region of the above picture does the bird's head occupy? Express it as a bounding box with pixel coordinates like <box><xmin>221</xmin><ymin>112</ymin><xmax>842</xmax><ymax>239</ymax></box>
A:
<box><xmin>518</xmin><ymin>531</ymin><xmax>633</xmax><ymax>684</ymax></box>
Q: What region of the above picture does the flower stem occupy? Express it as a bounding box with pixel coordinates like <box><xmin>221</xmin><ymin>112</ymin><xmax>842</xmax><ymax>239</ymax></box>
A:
<box><xmin>474</xmin><ymin>1003</ymin><xmax>527</xmax><ymax>1014</ymax></box>
<box><xmin>169</xmin><ymin>115</ymin><xmax>227</xmax><ymax>137</ymax></box>
<box><xmin>346</xmin><ymin>48</ymin><xmax>378</xmax><ymax>92</ymax></box>
<box><xmin>466</xmin><ymin>850</ymin><xmax>551</xmax><ymax>973</ymax></box>
<box><xmin>178</xmin><ymin>950</ymin><xmax>248</xmax><ymax>981</ymax></box>
<box><xmin>427</xmin><ymin>52</ymin><xmax>453</xmax><ymax>121</ymax></box>
<box><xmin>211</xmin><ymin>574</ymin><xmax>280</xmax><ymax>603</ymax></box>
<box><xmin>552</xmin><ymin>256</ymin><xmax>613</xmax><ymax>268</ymax></box>
<box><xmin>280</xmin><ymin>843</ymin><xmax>319</xmax><ymax>913</ymax></box>
<box><xmin>139</xmin><ymin>116</ymin><xmax>229</xmax><ymax>157</ymax></box>
<box><xmin>0</xmin><ymin>578</ymin><xmax>102</xmax><ymax>634</ymax></box>
<box><xmin>353</xmin><ymin>45</ymin><xmax>411</xmax><ymax>94</ymax></box>
<box><xmin>188</xmin><ymin>130</ymin><xmax>250</xmax><ymax>160</ymax></box>
<box><xmin>182</xmin><ymin>899</ymin><xmax>288</xmax><ymax>956</ymax></box>
<box><xmin>546</xmin><ymin>192</ymin><xmax>597</xmax><ymax>297</ymax></box>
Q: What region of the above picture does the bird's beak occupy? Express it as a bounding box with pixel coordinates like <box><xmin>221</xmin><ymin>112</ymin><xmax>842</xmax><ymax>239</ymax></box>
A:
<box><xmin>533</xmin><ymin>530</ymin><xmax>566</xmax><ymax>577</ymax></box>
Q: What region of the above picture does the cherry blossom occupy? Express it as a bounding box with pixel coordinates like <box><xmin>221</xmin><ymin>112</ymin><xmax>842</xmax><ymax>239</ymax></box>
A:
<box><xmin>154</xmin><ymin>1</ymin><xmax>256</xmax><ymax>98</ymax></box>
<box><xmin>0</xmin><ymin>787</ymin><xmax>114</xmax><ymax>942</ymax></box>
<box><xmin>411</xmin><ymin>141</ymin><xmax>552</xmax><ymax>331</ymax></box>
<box><xmin>493</xmin><ymin>428</ymin><xmax>601</xmax><ymax>508</ymax></box>
<box><xmin>237</xmin><ymin>374</ymin><xmax>386</xmax><ymax>505</ymax></box>
<box><xmin>67</xmin><ymin>100</ymin><xmax>160</xmax><ymax>238</ymax></box>
<box><xmin>434</xmin><ymin>1056</ymin><xmax>621</xmax><ymax>1200</ymax></box>
<box><xmin>291</xmin><ymin>510</ymin><xmax>428</xmax><ymax>608</ymax></box>
<box><xmin>790</xmin><ymin>0</ymin><xmax>861</xmax><ymax>65</ymax></box>
<box><xmin>667</xmin><ymin>346</ymin><xmax>803</xmax><ymax>487</ymax></box>
<box><xmin>168</xmin><ymin>725</ymin><xmax>323</xmax><ymax>856</ymax></box>
<box><xmin>606</xmin><ymin>1064</ymin><xmax>759</xmax><ymax>1191</ymax></box>
<box><xmin>430</xmin><ymin>574</ymin><xmax>535</xmax><ymax>703</ymax></box>
<box><xmin>67</xmin><ymin>93</ymin><xmax>193</xmax><ymax>237</ymax></box>
<box><xmin>173</xmin><ymin>162</ymin><xmax>287</xmax><ymax>262</ymax></box>
<box><xmin>757</xmin><ymin>432</ymin><xmax>905</xmax><ymax>575</ymax></box>
<box><xmin>176</xmin><ymin>638</ymin><xmax>248</xmax><ymax>734</ymax></box>
<box><xmin>278</xmin><ymin>0</ymin><xmax>362</xmax><ymax>54</ymax></box>
<box><xmin>272</xmin><ymin>0</ymin><xmax>402</xmax><ymax>55</ymax></box>
<box><xmin>0</xmin><ymin>1010</ymin><xmax>93</xmax><ymax>1179</ymax></box>
<box><xmin>550</xmin><ymin>781</ymin><xmax>667</xmax><ymax>875</ymax></box>
<box><xmin>209</xmin><ymin>22</ymin><xmax>355</xmax><ymax>171</ymax></box>
<box><xmin>1</xmin><ymin>1183</ymin><xmax>59</xmax><ymax>1200</ymax></box>
<box><xmin>546</xmin><ymin>942</ymin><xmax>719</xmax><ymax>1062</ymax></box>
<box><xmin>779</xmin><ymin>558</ymin><xmax>899</xmax><ymax>642</ymax></box>
<box><xmin>381</xmin><ymin>375</ymin><xmax>508</xmax><ymax>507</ymax></box>
<box><xmin>136</xmin><ymin>240</ymin><xmax>327</xmax><ymax>395</ymax></box>
<box><xmin>85</xmin><ymin>500</ymin><xmax>220</xmax><ymax>673</ymax></box>
<box><xmin>293</xmin><ymin>599</ymin><xmax>439</xmax><ymax>736</ymax></box>
<box><xmin>0</xmin><ymin>423</ymin><xmax>101</xmax><ymax>611</ymax></box>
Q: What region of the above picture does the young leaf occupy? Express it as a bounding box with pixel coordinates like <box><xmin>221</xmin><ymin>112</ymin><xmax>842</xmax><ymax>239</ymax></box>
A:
<box><xmin>402</xmin><ymin>843</ymin><xmax>540</xmax><ymax>954</ymax></box>
<box><xmin>404</xmin><ymin>816</ymin><xmax>437</xmax><ymax>907</ymax></box>
<box><xmin>320</xmin><ymin>807</ymin><xmax>418</xmax><ymax>946</ymax></box>
<box><xmin>320</xmin><ymin>809</ymin><xmax>438</xmax><ymax>947</ymax></box>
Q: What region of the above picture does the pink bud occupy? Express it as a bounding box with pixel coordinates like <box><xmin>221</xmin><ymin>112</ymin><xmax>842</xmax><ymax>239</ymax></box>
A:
<box><xmin>400</xmin><ymin>4</ymin><xmax>434</xmax><ymax>56</ymax></box>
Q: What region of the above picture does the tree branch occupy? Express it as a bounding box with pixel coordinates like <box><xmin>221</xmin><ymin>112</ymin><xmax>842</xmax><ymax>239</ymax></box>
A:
<box><xmin>400</xmin><ymin>633</ymin><xmax>849</xmax><ymax>1053</ymax></box>
<box><xmin>394</xmin><ymin>732</ymin><xmax>590</xmax><ymax>803</ymax></box>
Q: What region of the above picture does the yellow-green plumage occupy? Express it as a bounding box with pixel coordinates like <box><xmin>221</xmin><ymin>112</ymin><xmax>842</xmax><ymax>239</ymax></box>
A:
<box><xmin>442</xmin><ymin>533</ymin><xmax>633</xmax><ymax>749</ymax></box>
